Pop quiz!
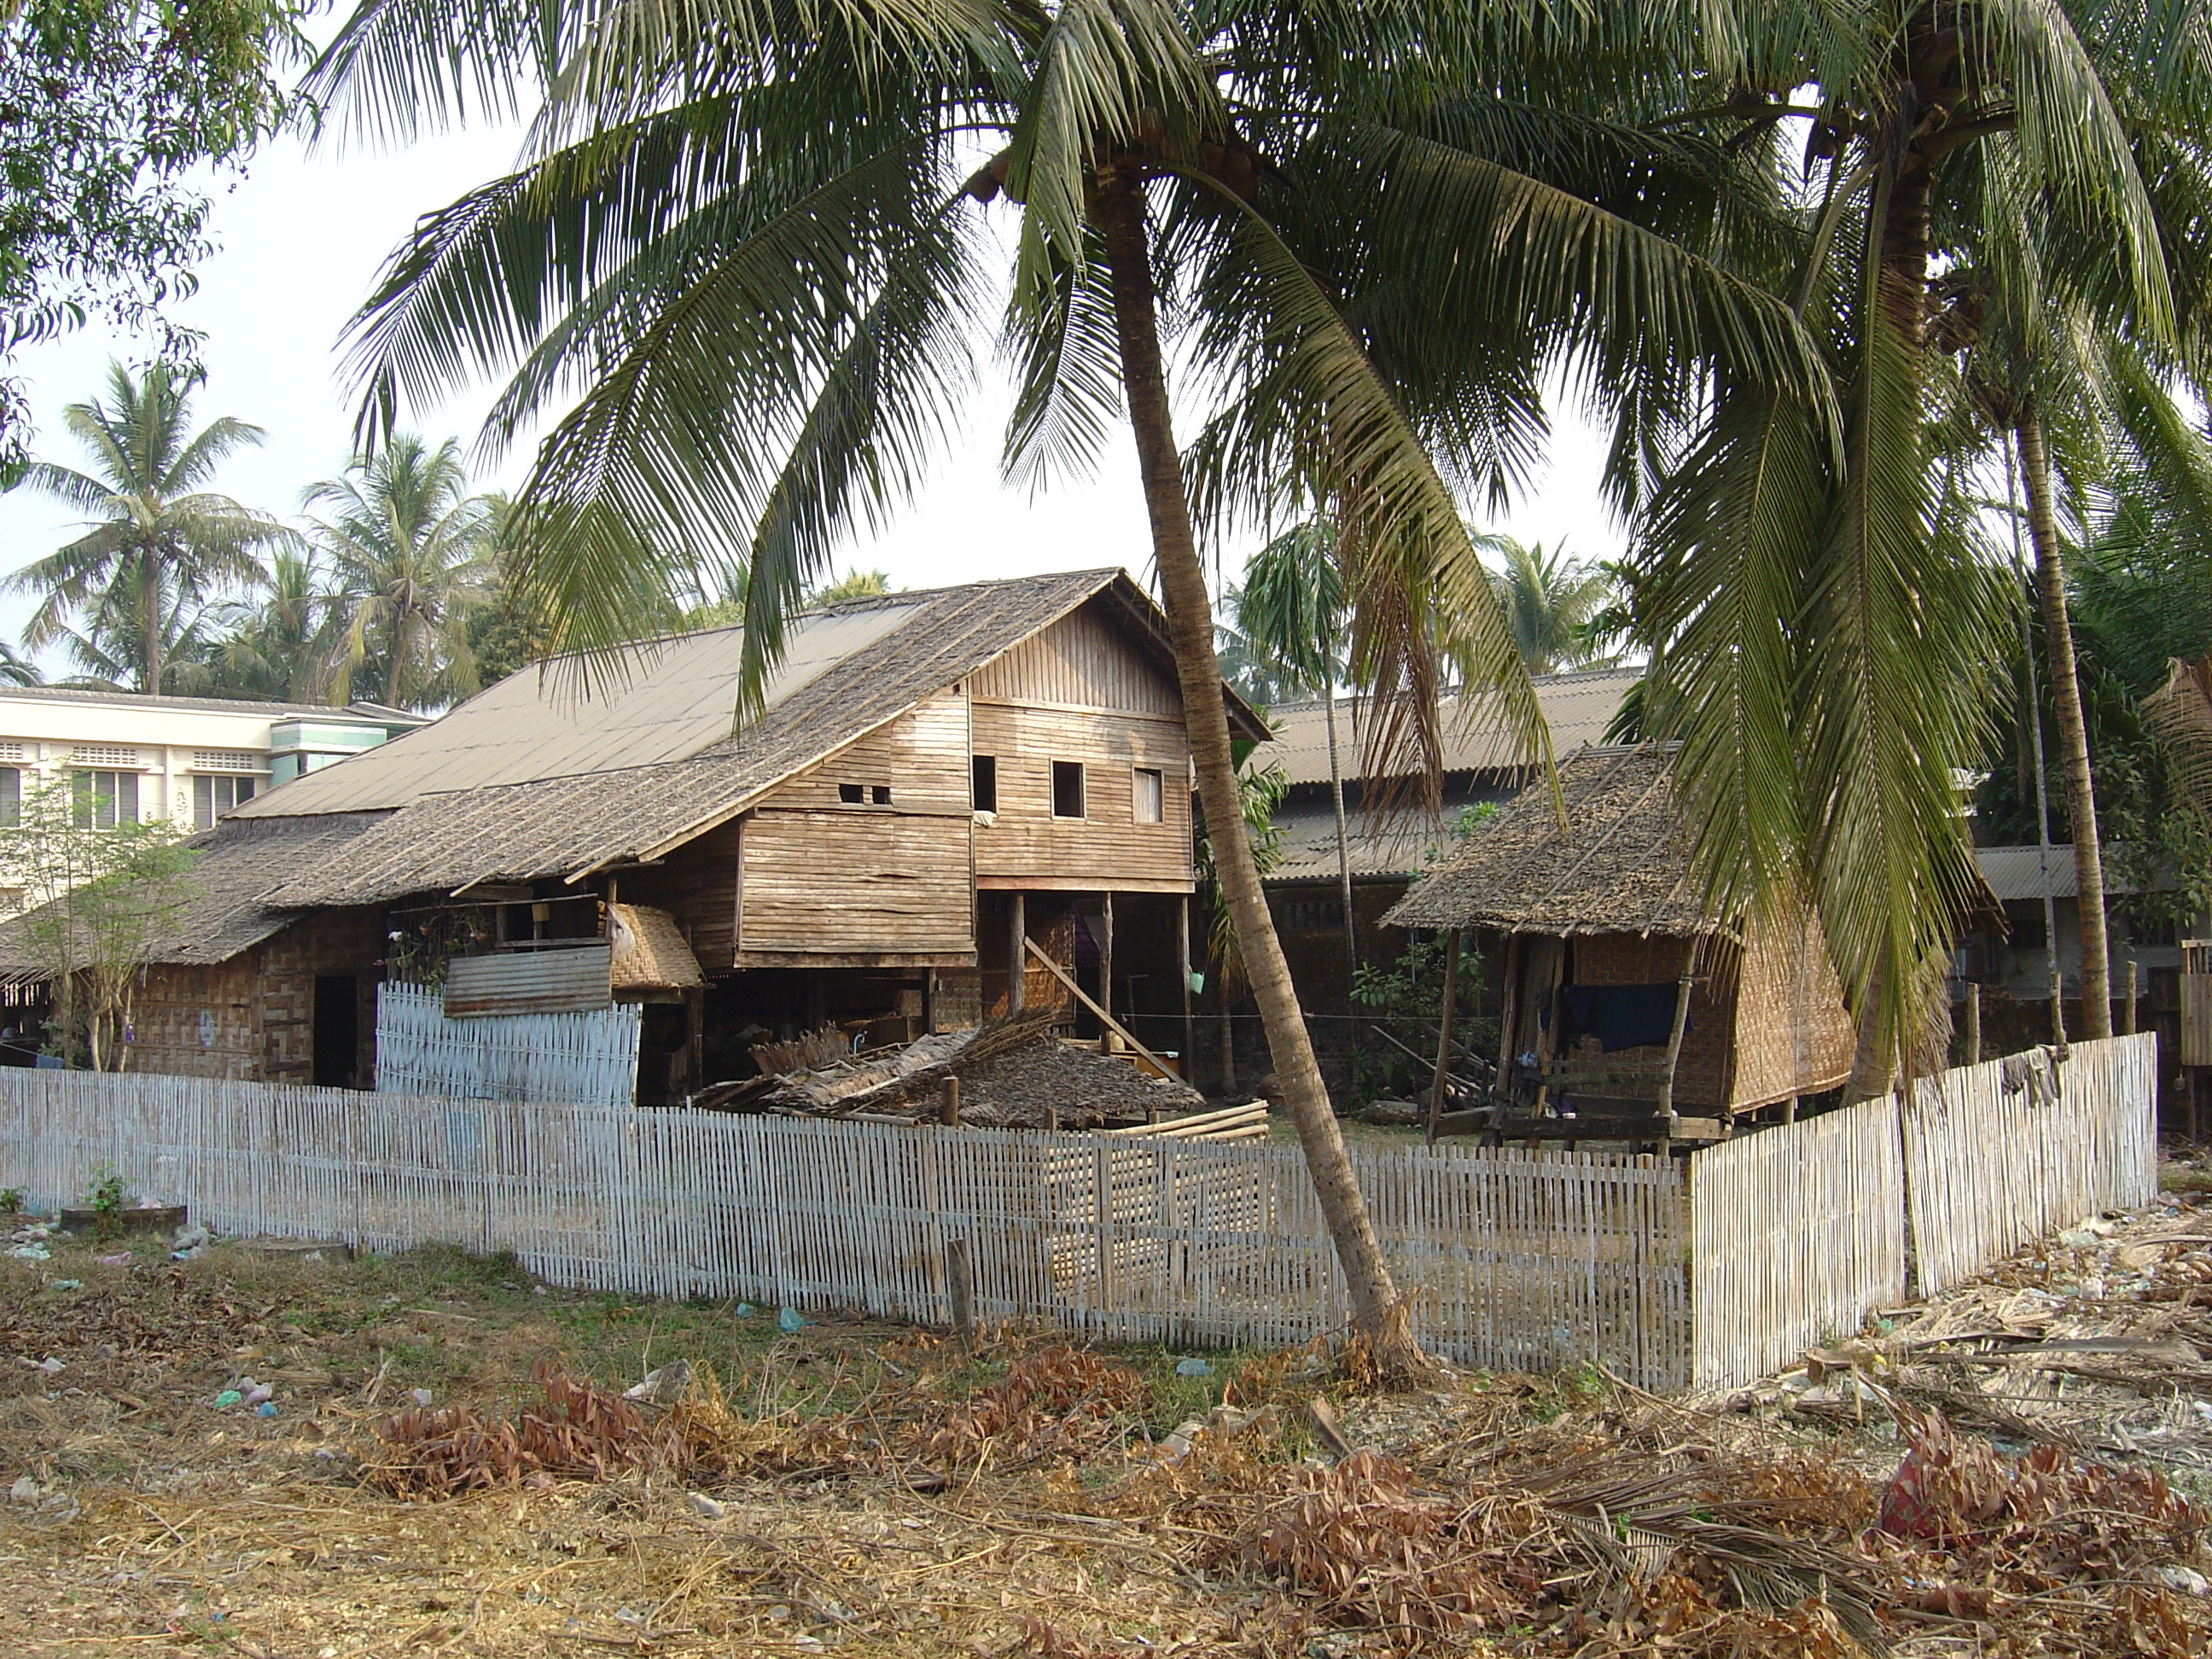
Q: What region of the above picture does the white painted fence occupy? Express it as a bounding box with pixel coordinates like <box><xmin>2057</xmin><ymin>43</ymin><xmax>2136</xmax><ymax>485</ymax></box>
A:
<box><xmin>0</xmin><ymin>1068</ymin><xmax>1692</xmax><ymax>1388</ymax></box>
<box><xmin>373</xmin><ymin>983</ymin><xmax>641</xmax><ymax>1108</ymax></box>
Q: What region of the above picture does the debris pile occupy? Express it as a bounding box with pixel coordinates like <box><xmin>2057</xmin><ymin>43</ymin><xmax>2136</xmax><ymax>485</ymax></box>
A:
<box><xmin>696</xmin><ymin>1007</ymin><xmax>1203</xmax><ymax>1130</ymax></box>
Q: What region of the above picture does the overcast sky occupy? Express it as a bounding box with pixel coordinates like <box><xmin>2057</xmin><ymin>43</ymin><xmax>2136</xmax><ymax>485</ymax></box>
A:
<box><xmin>0</xmin><ymin>119</ymin><xmax>1628</xmax><ymax>672</ymax></box>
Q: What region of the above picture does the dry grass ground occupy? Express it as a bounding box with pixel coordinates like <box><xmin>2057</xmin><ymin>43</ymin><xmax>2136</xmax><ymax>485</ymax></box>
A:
<box><xmin>4</xmin><ymin>1185</ymin><xmax>2212</xmax><ymax>1659</ymax></box>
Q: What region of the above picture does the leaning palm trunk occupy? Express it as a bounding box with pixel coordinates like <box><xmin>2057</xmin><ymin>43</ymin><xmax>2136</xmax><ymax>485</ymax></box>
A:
<box><xmin>2017</xmin><ymin>414</ymin><xmax>2112</xmax><ymax>1039</ymax></box>
<box><xmin>1095</xmin><ymin>172</ymin><xmax>1424</xmax><ymax>1379</ymax></box>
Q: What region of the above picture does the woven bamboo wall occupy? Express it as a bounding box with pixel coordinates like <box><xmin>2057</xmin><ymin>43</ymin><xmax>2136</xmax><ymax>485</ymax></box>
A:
<box><xmin>1560</xmin><ymin>933</ymin><xmax>1735</xmax><ymax>1109</ymax></box>
<box><xmin>1726</xmin><ymin>904</ymin><xmax>1856</xmax><ymax>1109</ymax></box>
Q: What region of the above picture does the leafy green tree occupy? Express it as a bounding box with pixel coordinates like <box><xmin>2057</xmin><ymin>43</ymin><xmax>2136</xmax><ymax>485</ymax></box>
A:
<box><xmin>11</xmin><ymin>362</ymin><xmax>287</xmax><ymax>695</ymax></box>
<box><xmin>311</xmin><ymin>0</ymin><xmax>1824</xmax><ymax>1373</ymax></box>
<box><xmin>806</xmin><ymin>568</ymin><xmax>896</xmax><ymax>606</ymax></box>
<box><xmin>8</xmin><ymin>775</ymin><xmax>198</xmax><ymax>1070</ymax></box>
<box><xmin>0</xmin><ymin>0</ymin><xmax>306</xmax><ymax>474</ymax></box>
<box><xmin>306</xmin><ymin>435</ymin><xmax>496</xmax><ymax>709</ymax></box>
<box><xmin>188</xmin><ymin>549</ymin><xmax>343</xmax><ymax>703</ymax></box>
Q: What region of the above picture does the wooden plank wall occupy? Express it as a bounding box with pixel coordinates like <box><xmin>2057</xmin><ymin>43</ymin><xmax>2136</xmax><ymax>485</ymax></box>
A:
<box><xmin>1901</xmin><ymin>1033</ymin><xmax>2158</xmax><ymax>1296</ymax></box>
<box><xmin>1689</xmin><ymin>1091</ymin><xmax>1905</xmax><ymax>1390</ymax></box>
<box><xmin>739</xmin><ymin>690</ymin><xmax>977</xmax><ymax>957</ymax></box>
<box><xmin>2183</xmin><ymin>974</ymin><xmax>2212</xmax><ymax>1068</ymax></box>
<box><xmin>969</xmin><ymin>606</ymin><xmax>1193</xmax><ymax>891</ymax></box>
<box><xmin>970</xmin><ymin>704</ymin><xmax>1191</xmax><ymax>888</ymax></box>
<box><xmin>0</xmin><ymin>1067</ymin><xmax>1691</xmax><ymax>1389</ymax></box>
<box><xmin>620</xmin><ymin>820</ymin><xmax>741</xmax><ymax>969</ymax></box>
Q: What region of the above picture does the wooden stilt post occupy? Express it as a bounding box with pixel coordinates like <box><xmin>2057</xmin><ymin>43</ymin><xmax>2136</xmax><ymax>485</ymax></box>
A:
<box><xmin>1099</xmin><ymin>890</ymin><xmax>1115</xmax><ymax>1034</ymax></box>
<box><xmin>1178</xmin><ymin>894</ymin><xmax>1195</xmax><ymax>1084</ymax></box>
<box><xmin>2124</xmin><ymin>959</ymin><xmax>2139</xmax><ymax>1037</ymax></box>
<box><xmin>1009</xmin><ymin>894</ymin><xmax>1026</xmax><ymax>1015</ymax></box>
<box><xmin>922</xmin><ymin>969</ymin><xmax>937</xmax><ymax>1037</ymax></box>
<box><xmin>1784</xmin><ymin>1096</ymin><xmax>1799</xmax><ymax>1125</ymax></box>
<box><xmin>1494</xmin><ymin>933</ymin><xmax>1522</xmax><ymax>1122</ymax></box>
<box><xmin>1964</xmin><ymin>981</ymin><xmax>1982</xmax><ymax>1065</ymax></box>
<box><xmin>1655</xmin><ymin>971</ymin><xmax>1693</xmax><ymax>1147</ymax></box>
<box><xmin>2050</xmin><ymin>967</ymin><xmax>2069</xmax><ymax>1059</ymax></box>
<box><xmin>940</xmin><ymin>1075</ymin><xmax>962</xmax><ymax>1126</ymax></box>
<box><xmin>1425</xmin><ymin>928</ymin><xmax>1462</xmax><ymax>1145</ymax></box>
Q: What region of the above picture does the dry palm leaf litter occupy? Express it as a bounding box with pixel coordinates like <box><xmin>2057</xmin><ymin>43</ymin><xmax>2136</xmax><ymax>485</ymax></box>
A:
<box><xmin>8</xmin><ymin>1161</ymin><xmax>2212</xmax><ymax>1655</ymax></box>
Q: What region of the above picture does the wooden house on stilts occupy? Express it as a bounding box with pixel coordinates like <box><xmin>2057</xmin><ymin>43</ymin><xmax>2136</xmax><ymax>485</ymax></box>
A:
<box><xmin>1385</xmin><ymin>743</ymin><xmax>1857</xmax><ymax>1147</ymax></box>
<box><xmin>0</xmin><ymin>571</ymin><xmax>1260</xmax><ymax>1103</ymax></box>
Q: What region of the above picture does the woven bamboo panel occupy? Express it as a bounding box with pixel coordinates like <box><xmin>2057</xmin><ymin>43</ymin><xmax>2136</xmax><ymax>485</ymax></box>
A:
<box><xmin>1690</xmin><ymin>1092</ymin><xmax>1906</xmax><ymax>1390</ymax></box>
<box><xmin>0</xmin><ymin>1068</ymin><xmax>1692</xmax><ymax>1389</ymax></box>
<box><xmin>1901</xmin><ymin>1034</ymin><xmax>2158</xmax><ymax>1295</ymax></box>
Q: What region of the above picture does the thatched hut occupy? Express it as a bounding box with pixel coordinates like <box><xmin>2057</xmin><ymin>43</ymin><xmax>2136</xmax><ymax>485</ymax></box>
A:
<box><xmin>1383</xmin><ymin>743</ymin><xmax>1855</xmax><ymax>1144</ymax></box>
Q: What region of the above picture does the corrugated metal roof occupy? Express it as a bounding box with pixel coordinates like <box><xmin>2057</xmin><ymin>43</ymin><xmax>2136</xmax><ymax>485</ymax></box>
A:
<box><xmin>0</xmin><ymin>685</ymin><xmax>422</xmax><ymax>723</ymax></box>
<box><xmin>444</xmin><ymin>945</ymin><xmax>614</xmax><ymax>1017</ymax></box>
<box><xmin>1974</xmin><ymin>844</ymin><xmax>2166</xmax><ymax>903</ymax></box>
<box><xmin>1254</xmin><ymin>667</ymin><xmax>1639</xmax><ymax>788</ymax></box>
<box><xmin>1267</xmin><ymin>800</ymin><xmax>1466</xmax><ymax>882</ymax></box>
<box><xmin>232</xmin><ymin>601</ymin><xmax>922</xmax><ymax>818</ymax></box>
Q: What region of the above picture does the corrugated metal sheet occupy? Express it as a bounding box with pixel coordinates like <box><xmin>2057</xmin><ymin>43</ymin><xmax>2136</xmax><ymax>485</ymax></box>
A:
<box><xmin>1974</xmin><ymin>843</ymin><xmax>2164</xmax><ymax>903</ymax></box>
<box><xmin>444</xmin><ymin>945</ymin><xmax>613</xmax><ymax>1017</ymax></box>
<box><xmin>1255</xmin><ymin>667</ymin><xmax>1641</xmax><ymax>786</ymax></box>
<box><xmin>231</xmin><ymin>601</ymin><xmax>927</xmax><ymax>819</ymax></box>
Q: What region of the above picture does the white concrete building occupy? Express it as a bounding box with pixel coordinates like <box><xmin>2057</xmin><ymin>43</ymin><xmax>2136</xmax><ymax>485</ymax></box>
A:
<box><xmin>0</xmin><ymin>687</ymin><xmax>422</xmax><ymax>836</ymax></box>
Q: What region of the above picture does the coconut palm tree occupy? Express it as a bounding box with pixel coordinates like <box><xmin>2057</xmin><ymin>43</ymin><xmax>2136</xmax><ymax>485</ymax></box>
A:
<box><xmin>1487</xmin><ymin>538</ymin><xmax>1620</xmax><ymax>676</ymax></box>
<box><xmin>1235</xmin><ymin>519</ymin><xmax>1359</xmax><ymax>981</ymax></box>
<box><xmin>12</xmin><ymin>362</ymin><xmax>286</xmax><ymax>695</ymax></box>
<box><xmin>190</xmin><ymin>549</ymin><xmax>344</xmax><ymax>703</ymax></box>
<box><xmin>308</xmin><ymin>0</ymin><xmax>1826</xmax><ymax>1372</ymax></box>
<box><xmin>306</xmin><ymin>435</ymin><xmax>495</xmax><ymax>709</ymax></box>
<box><xmin>1633</xmin><ymin>7</ymin><xmax>2197</xmax><ymax>1089</ymax></box>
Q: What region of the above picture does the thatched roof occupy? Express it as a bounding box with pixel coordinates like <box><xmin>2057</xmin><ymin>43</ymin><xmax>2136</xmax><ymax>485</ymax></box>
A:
<box><xmin>1383</xmin><ymin>743</ymin><xmax>1724</xmax><ymax>937</ymax></box>
<box><xmin>0</xmin><ymin>813</ymin><xmax>386</xmax><ymax>976</ymax></box>
<box><xmin>253</xmin><ymin>568</ymin><xmax>1257</xmax><ymax>910</ymax></box>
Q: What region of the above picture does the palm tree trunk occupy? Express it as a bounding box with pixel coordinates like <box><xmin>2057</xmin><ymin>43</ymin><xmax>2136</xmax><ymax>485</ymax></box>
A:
<box><xmin>2017</xmin><ymin>413</ymin><xmax>2111</xmax><ymax>1039</ymax></box>
<box><xmin>1322</xmin><ymin>671</ymin><xmax>1359</xmax><ymax>998</ymax></box>
<box><xmin>387</xmin><ymin>610</ymin><xmax>407</xmax><ymax>708</ymax></box>
<box><xmin>141</xmin><ymin>550</ymin><xmax>162</xmax><ymax>696</ymax></box>
<box><xmin>1094</xmin><ymin>170</ymin><xmax>1425</xmax><ymax>1378</ymax></box>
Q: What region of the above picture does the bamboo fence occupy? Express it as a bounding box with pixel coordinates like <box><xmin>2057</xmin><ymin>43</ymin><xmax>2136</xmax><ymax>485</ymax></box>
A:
<box><xmin>1690</xmin><ymin>1033</ymin><xmax>2157</xmax><ymax>1388</ymax></box>
<box><xmin>1901</xmin><ymin>1033</ymin><xmax>2158</xmax><ymax>1296</ymax></box>
<box><xmin>0</xmin><ymin>1068</ymin><xmax>1692</xmax><ymax>1388</ymax></box>
<box><xmin>0</xmin><ymin>1034</ymin><xmax>2154</xmax><ymax>1395</ymax></box>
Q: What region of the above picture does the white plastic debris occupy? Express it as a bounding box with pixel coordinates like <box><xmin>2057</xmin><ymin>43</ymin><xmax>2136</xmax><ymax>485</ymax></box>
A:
<box><xmin>624</xmin><ymin>1360</ymin><xmax>690</xmax><ymax>1404</ymax></box>
<box><xmin>684</xmin><ymin>1492</ymin><xmax>730</xmax><ymax>1520</ymax></box>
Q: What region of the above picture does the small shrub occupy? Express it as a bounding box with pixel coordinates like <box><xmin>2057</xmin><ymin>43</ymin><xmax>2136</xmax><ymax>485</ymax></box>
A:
<box><xmin>0</xmin><ymin>1187</ymin><xmax>23</xmax><ymax>1215</ymax></box>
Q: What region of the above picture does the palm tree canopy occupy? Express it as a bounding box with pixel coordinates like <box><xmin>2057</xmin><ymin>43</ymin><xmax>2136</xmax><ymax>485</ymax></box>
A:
<box><xmin>310</xmin><ymin>0</ymin><xmax>1832</xmax><ymax>767</ymax></box>
<box><xmin>1486</xmin><ymin>538</ymin><xmax>1620</xmax><ymax>676</ymax></box>
<box><xmin>10</xmin><ymin>361</ymin><xmax>285</xmax><ymax>694</ymax></box>
<box><xmin>306</xmin><ymin>434</ymin><xmax>496</xmax><ymax>709</ymax></box>
<box><xmin>1233</xmin><ymin>520</ymin><xmax>1347</xmax><ymax>696</ymax></box>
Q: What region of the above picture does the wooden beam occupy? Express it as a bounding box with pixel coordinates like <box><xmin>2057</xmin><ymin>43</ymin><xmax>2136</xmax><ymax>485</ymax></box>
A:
<box><xmin>2124</xmin><ymin>959</ymin><xmax>2139</xmax><ymax>1037</ymax></box>
<box><xmin>1178</xmin><ymin>894</ymin><xmax>1194</xmax><ymax>1080</ymax></box>
<box><xmin>1654</xmin><ymin>971</ymin><xmax>1694</xmax><ymax>1141</ymax></box>
<box><xmin>1964</xmin><ymin>980</ymin><xmax>1982</xmax><ymax>1064</ymax></box>
<box><xmin>1009</xmin><ymin>894</ymin><xmax>1027</xmax><ymax>1014</ymax></box>
<box><xmin>975</xmin><ymin>874</ymin><xmax>1195</xmax><ymax>894</ymax></box>
<box><xmin>1425</xmin><ymin>928</ymin><xmax>1462</xmax><ymax>1146</ymax></box>
<box><xmin>1100</xmin><ymin>891</ymin><xmax>1115</xmax><ymax>1031</ymax></box>
<box><xmin>1022</xmin><ymin>936</ymin><xmax>1175</xmax><ymax>1082</ymax></box>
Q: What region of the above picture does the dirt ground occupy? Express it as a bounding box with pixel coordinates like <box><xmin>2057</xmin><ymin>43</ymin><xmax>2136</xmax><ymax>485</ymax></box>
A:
<box><xmin>7</xmin><ymin>1156</ymin><xmax>2212</xmax><ymax>1658</ymax></box>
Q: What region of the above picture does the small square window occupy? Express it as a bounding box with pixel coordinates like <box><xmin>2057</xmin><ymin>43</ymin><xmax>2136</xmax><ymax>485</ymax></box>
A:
<box><xmin>1133</xmin><ymin>767</ymin><xmax>1164</xmax><ymax>824</ymax></box>
<box><xmin>72</xmin><ymin>769</ymin><xmax>137</xmax><ymax>829</ymax></box>
<box><xmin>970</xmin><ymin>754</ymin><xmax>997</xmax><ymax>812</ymax></box>
<box><xmin>194</xmin><ymin>772</ymin><xmax>256</xmax><ymax>829</ymax></box>
<box><xmin>838</xmin><ymin>783</ymin><xmax>864</xmax><ymax>804</ymax></box>
<box><xmin>871</xmin><ymin>784</ymin><xmax>892</xmax><ymax>805</ymax></box>
<box><xmin>1051</xmin><ymin>760</ymin><xmax>1086</xmax><ymax>819</ymax></box>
